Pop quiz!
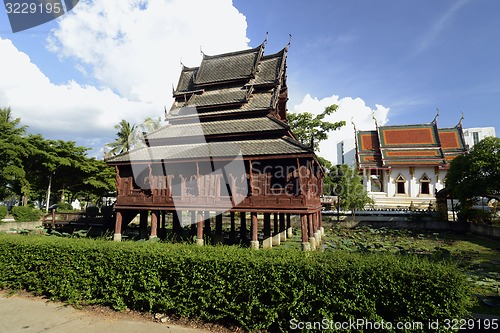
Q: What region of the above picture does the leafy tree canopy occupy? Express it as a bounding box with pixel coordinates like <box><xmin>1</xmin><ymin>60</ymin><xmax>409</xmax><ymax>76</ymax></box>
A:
<box><xmin>287</xmin><ymin>105</ymin><xmax>345</xmax><ymax>152</ymax></box>
<box><xmin>329</xmin><ymin>164</ymin><xmax>373</xmax><ymax>212</ymax></box>
<box><xmin>445</xmin><ymin>136</ymin><xmax>500</xmax><ymax>204</ymax></box>
<box><xmin>0</xmin><ymin>107</ymin><xmax>116</xmax><ymax>207</ymax></box>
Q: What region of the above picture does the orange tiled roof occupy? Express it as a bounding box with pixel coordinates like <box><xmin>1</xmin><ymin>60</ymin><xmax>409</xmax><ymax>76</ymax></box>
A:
<box><xmin>356</xmin><ymin>122</ymin><xmax>467</xmax><ymax>168</ymax></box>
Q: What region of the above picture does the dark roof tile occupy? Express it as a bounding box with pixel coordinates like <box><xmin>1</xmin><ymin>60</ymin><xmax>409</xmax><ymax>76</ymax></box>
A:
<box><xmin>194</xmin><ymin>45</ymin><xmax>263</xmax><ymax>85</ymax></box>
<box><xmin>147</xmin><ymin>117</ymin><xmax>287</xmax><ymax>140</ymax></box>
<box><xmin>106</xmin><ymin>137</ymin><xmax>311</xmax><ymax>163</ymax></box>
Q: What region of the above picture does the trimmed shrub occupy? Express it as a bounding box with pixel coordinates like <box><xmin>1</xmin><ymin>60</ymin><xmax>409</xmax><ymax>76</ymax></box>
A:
<box><xmin>0</xmin><ymin>206</ymin><xmax>8</xmax><ymax>220</ymax></box>
<box><xmin>10</xmin><ymin>206</ymin><xmax>43</xmax><ymax>222</ymax></box>
<box><xmin>0</xmin><ymin>235</ymin><xmax>471</xmax><ymax>332</ymax></box>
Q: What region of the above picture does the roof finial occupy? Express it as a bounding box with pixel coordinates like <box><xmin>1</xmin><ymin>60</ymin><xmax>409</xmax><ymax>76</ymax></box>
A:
<box><xmin>264</xmin><ymin>31</ymin><xmax>268</xmax><ymax>45</ymax></box>
<box><xmin>433</xmin><ymin>108</ymin><xmax>440</xmax><ymax>124</ymax></box>
<box><xmin>172</xmin><ymin>84</ymin><xmax>175</xmax><ymax>95</ymax></box>
<box><xmin>200</xmin><ymin>46</ymin><xmax>204</xmax><ymax>56</ymax></box>
<box><xmin>372</xmin><ymin>111</ymin><xmax>379</xmax><ymax>128</ymax></box>
<box><xmin>458</xmin><ymin>111</ymin><xmax>464</xmax><ymax>128</ymax></box>
<box><xmin>287</xmin><ymin>34</ymin><xmax>292</xmax><ymax>48</ymax></box>
<box><xmin>352</xmin><ymin>117</ymin><xmax>359</xmax><ymax>166</ymax></box>
<box><xmin>164</xmin><ymin>105</ymin><xmax>168</xmax><ymax>118</ymax></box>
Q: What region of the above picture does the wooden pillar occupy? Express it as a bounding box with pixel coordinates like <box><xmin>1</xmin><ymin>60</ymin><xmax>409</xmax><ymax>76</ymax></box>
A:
<box><xmin>250</xmin><ymin>212</ymin><xmax>259</xmax><ymax>250</ymax></box>
<box><xmin>314</xmin><ymin>211</ymin><xmax>321</xmax><ymax>244</ymax></box>
<box><xmin>113</xmin><ymin>210</ymin><xmax>123</xmax><ymax>241</ymax></box>
<box><xmin>272</xmin><ymin>213</ymin><xmax>280</xmax><ymax>246</ymax></box>
<box><xmin>319</xmin><ymin>210</ymin><xmax>324</xmax><ymax>236</ymax></box>
<box><xmin>230</xmin><ymin>212</ymin><xmax>236</xmax><ymax>243</ymax></box>
<box><xmin>240</xmin><ymin>211</ymin><xmax>247</xmax><ymax>241</ymax></box>
<box><xmin>301</xmin><ymin>214</ymin><xmax>310</xmax><ymax>251</ymax></box>
<box><xmin>204</xmin><ymin>210</ymin><xmax>211</xmax><ymax>237</ymax></box>
<box><xmin>160</xmin><ymin>211</ymin><xmax>166</xmax><ymax>240</ymax></box>
<box><xmin>150</xmin><ymin>210</ymin><xmax>159</xmax><ymax>239</ymax></box>
<box><xmin>196</xmin><ymin>212</ymin><xmax>204</xmax><ymax>246</ymax></box>
<box><xmin>308</xmin><ymin>213</ymin><xmax>316</xmax><ymax>250</ymax></box>
<box><xmin>190</xmin><ymin>211</ymin><xmax>197</xmax><ymax>236</ymax></box>
<box><xmin>286</xmin><ymin>213</ymin><xmax>293</xmax><ymax>238</ymax></box>
<box><xmin>263</xmin><ymin>213</ymin><xmax>272</xmax><ymax>249</ymax></box>
<box><xmin>279</xmin><ymin>213</ymin><xmax>286</xmax><ymax>241</ymax></box>
<box><xmin>139</xmin><ymin>210</ymin><xmax>148</xmax><ymax>239</ymax></box>
<box><xmin>173</xmin><ymin>210</ymin><xmax>182</xmax><ymax>238</ymax></box>
<box><xmin>214</xmin><ymin>212</ymin><xmax>224</xmax><ymax>244</ymax></box>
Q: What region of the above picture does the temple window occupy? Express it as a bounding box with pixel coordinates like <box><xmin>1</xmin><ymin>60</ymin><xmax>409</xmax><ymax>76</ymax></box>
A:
<box><xmin>420</xmin><ymin>174</ymin><xmax>431</xmax><ymax>195</ymax></box>
<box><xmin>395</xmin><ymin>174</ymin><xmax>406</xmax><ymax>195</ymax></box>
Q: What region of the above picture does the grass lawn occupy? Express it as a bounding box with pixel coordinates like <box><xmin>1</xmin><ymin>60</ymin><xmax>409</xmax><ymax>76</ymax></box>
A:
<box><xmin>320</xmin><ymin>225</ymin><xmax>500</xmax><ymax>316</ymax></box>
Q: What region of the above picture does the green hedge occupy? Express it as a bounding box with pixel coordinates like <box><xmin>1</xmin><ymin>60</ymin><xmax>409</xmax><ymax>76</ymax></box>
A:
<box><xmin>0</xmin><ymin>206</ymin><xmax>7</xmax><ymax>220</ymax></box>
<box><xmin>0</xmin><ymin>235</ymin><xmax>471</xmax><ymax>332</ymax></box>
<box><xmin>10</xmin><ymin>206</ymin><xmax>43</xmax><ymax>222</ymax></box>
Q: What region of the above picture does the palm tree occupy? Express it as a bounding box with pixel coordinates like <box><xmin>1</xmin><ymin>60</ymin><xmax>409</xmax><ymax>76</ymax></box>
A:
<box><xmin>140</xmin><ymin>116</ymin><xmax>162</xmax><ymax>133</ymax></box>
<box><xmin>105</xmin><ymin>117</ymin><xmax>163</xmax><ymax>157</ymax></box>
<box><xmin>106</xmin><ymin>120</ymin><xmax>137</xmax><ymax>156</ymax></box>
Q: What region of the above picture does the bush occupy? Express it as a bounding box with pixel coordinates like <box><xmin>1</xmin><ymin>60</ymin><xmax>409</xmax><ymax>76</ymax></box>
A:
<box><xmin>458</xmin><ymin>208</ymin><xmax>492</xmax><ymax>224</ymax></box>
<box><xmin>0</xmin><ymin>235</ymin><xmax>471</xmax><ymax>332</ymax></box>
<box><xmin>57</xmin><ymin>202</ymin><xmax>74</xmax><ymax>212</ymax></box>
<box><xmin>10</xmin><ymin>206</ymin><xmax>43</xmax><ymax>222</ymax></box>
<box><xmin>0</xmin><ymin>206</ymin><xmax>8</xmax><ymax>220</ymax></box>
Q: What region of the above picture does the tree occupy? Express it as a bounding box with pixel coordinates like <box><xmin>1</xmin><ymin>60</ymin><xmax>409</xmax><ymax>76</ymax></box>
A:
<box><xmin>0</xmin><ymin>107</ymin><xmax>29</xmax><ymax>202</ymax></box>
<box><xmin>330</xmin><ymin>164</ymin><xmax>373</xmax><ymax>214</ymax></box>
<box><xmin>106</xmin><ymin>119</ymin><xmax>137</xmax><ymax>156</ymax></box>
<box><xmin>445</xmin><ymin>136</ymin><xmax>500</xmax><ymax>206</ymax></box>
<box><xmin>287</xmin><ymin>105</ymin><xmax>345</xmax><ymax>152</ymax></box>
<box><xmin>106</xmin><ymin>117</ymin><xmax>163</xmax><ymax>157</ymax></box>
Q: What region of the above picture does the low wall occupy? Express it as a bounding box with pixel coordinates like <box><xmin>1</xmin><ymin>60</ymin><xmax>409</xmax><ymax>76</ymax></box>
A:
<box><xmin>326</xmin><ymin>212</ymin><xmax>500</xmax><ymax>239</ymax></box>
<box><xmin>332</xmin><ymin>219</ymin><xmax>470</xmax><ymax>233</ymax></box>
<box><xmin>0</xmin><ymin>221</ymin><xmax>42</xmax><ymax>231</ymax></box>
<box><xmin>469</xmin><ymin>223</ymin><xmax>500</xmax><ymax>240</ymax></box>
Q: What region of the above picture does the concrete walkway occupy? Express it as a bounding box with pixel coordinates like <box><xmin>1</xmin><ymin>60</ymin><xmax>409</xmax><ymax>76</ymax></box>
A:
<box><xmin>0</xmin><ymin>292</ymin><xmax>210</xmax><ymax>333</ymax></box>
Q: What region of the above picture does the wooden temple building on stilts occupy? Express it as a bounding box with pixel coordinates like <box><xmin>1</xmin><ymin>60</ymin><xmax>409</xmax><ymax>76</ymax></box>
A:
<box><xmin>105</xmin><ymin>41</ymin><xmax>324</xmax><ymax>250</ymax></box>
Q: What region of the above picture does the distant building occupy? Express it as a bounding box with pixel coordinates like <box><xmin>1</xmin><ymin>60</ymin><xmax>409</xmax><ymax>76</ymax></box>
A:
<box><xmin>355</xmin><ymin>118</ymin><xmax>467</xmax><ymax>209</ymax></box>
<box><xmin>462</xmin><ymin>127</ymin><xmax>496</xmax><ymax>149</ymax></box>
<box><xmin>336</xmin><ymin>139</ymin><xmax>356</xmax><ymax>166</ymax></box>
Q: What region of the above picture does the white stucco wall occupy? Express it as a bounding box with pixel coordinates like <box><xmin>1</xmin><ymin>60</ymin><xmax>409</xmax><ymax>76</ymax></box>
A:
<box><xmin>363</xmin><ymin>166</ymin><xmax>448</xmax><ymax>208</ymax></box>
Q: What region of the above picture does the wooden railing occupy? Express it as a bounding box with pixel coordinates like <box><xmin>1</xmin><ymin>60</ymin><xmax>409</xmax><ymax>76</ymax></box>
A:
<box><xmin>42</xmin><ymin>212</ymin><xmax>108</xmax><ymax>229</ymax></box>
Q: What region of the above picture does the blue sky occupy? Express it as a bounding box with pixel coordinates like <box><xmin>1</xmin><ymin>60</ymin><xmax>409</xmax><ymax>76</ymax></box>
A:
<box><xmin>0</xmin><ymin>0</ymin><xmax>499</xmax><ymax>163</ymax></box>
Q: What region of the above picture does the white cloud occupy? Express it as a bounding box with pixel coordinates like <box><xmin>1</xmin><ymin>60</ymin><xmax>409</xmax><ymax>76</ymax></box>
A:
<box><xmin>0</xmin><ymin>0</ymin><xmax>249</xmax><ymax>156</ymax></box>
<box><xmin>0</xmin><ymin>37</ymin><xmax>156</xmax><ymax>143</ymax></box>
<box><xmin>292</xmin><ymin>94</ymin><xmax>390</xmax><ymax>165</ymax></box>
<box><xmin>47</xmin><ymin>0</ymin><xmax>249</xmax><ymax>105</ymax></box>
